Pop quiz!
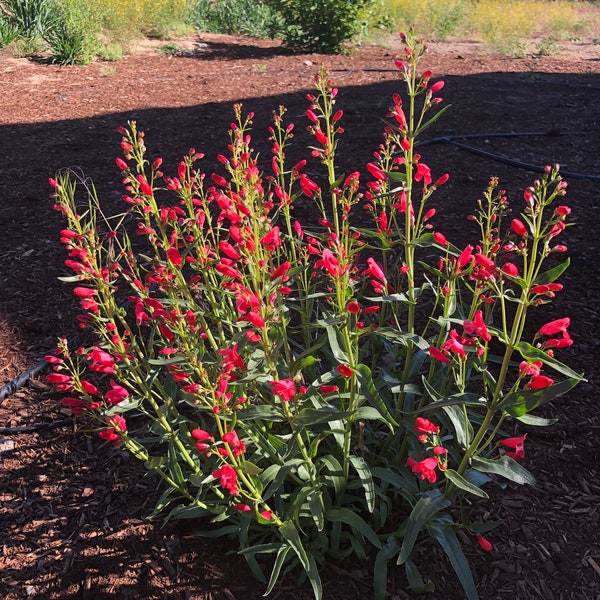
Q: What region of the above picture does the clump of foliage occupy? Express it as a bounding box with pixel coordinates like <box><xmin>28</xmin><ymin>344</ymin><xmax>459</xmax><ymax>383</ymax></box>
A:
<box><xmin>262</xmin><ymin>0</ymin><xmax>375</xmax><ymax>52</ymax></box>
<box><xmin>49</xmin><ymin>32</ymin><xmax>582</xmax><ymax>599</ymax></box>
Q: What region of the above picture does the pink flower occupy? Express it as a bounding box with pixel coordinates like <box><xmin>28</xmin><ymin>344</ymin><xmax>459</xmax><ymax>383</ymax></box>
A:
<box><xmin>271</xmin><ymin>379</ymin><xmax>297</xmax><ymax>402</ymax></box>
<box><xmin>235</xmin><ymin>503</ymin><xmax>252</xmax><ymax>513</ymax></box>
<box><xmin>260</xmin><ymin>510</ymin><xmax>273</xmax><ymax>521</ymax></box>
<box><xmin>499</xmin><ymin>434</ymin><xmax>527</xmax><ymax>460</ymax></box>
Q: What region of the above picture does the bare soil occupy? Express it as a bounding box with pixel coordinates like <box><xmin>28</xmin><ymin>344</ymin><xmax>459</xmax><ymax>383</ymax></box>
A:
<box><xmin>0</xmin><ymin>32</ymin><xmax>599</xmax><ymax>599</ymax></box>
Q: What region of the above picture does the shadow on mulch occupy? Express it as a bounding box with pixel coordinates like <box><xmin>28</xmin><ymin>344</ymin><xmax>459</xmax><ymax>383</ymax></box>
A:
<box><xmin>0</xmin><ymin>62</ymin><xmax>599</xmax><ymax>599</ymax></box>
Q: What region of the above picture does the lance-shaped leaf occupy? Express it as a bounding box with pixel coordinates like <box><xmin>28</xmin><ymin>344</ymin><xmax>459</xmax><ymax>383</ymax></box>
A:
<box><xmin>471</xmin><ymin>455</ymin><xmax>535</xmax><ymax>486</ymax></box>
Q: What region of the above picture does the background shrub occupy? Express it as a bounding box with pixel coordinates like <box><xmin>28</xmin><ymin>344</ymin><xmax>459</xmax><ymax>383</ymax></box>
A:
<box><xmin>262</xmin><ymin>0</ymin><xmax>375</xmax><ymax>53</ymax></box>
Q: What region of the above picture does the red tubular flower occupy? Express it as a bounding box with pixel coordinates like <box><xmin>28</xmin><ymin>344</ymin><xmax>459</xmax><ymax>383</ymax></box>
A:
<box><xmin>212</xmin><ymin>464</ymin><xmax>239</xmax><ymax>496</ymax></box>
<box><xmin>235</xmin><ymin>503</ymin><xmax>252</xmax><ymax>513</ymax></box>
<box><xmin>433</xmin><ymin>232</ymin><xmax>448</xmax><ymax>246</ymax></box>
<box><xmin>105</xmin><ymin>380</ymin><xmax>129</xmax><ymax>405</ymax></box>
<box><xmin>501</xmin><ymin>262</ymin><xmax>519</xmax><ymax>277</ymax></box>
<box><xmin>456</xmin><ymin>245</ymin><xmax>473</xmax><ymax>271</ymax></box>
<box><xmin>366</xmin><ymin>162</ymin><xmax>386</xmax><ymax>181</ymax></box>
<box><xmin>430</xmin><ymin>80</ymin><xmax>445</xmax><ymax>94</ymax></box>
<box><xmin>415</xmin><ymin>163</ymin><xmax>432</xmax><ymax>185</ymax></box>
<box><xmin>222</xmin><ymin>430</ymin><xmax>246</xmax><ymax>456</ymax></box>
<box><xmin>271</xmin><ymin>379</ymin><xmax>297</xmax><ymax>402</ymax></box>
<box><xmin>347</xmin><ymin>301</ymin><xmax>361</xmax><ymax>314</ymax></box>
<box><xmin>73</xmin><ymin>286</ymin><xmax>96</xmax><ymax>297</ymax></box>
<box><xmin>428</xmin><ymin>345</ymin><xmax>450</xmax><ymax>364</ymax></box>
<box><xmin>299</xmin><ymin>174</ymin><xmax>320</xmax><ymax>198</ymax></box>
<box><xmin>414</xmin><ymin>417</ymin><xmax>439</xmax><ymax>434</ymax></box>
<box><xmin>336</xmin><ymin>364</ymin><xmax>353</xmax><ymax>377</ymax></box>
<box><xmin>406</xmin><ymin>456</ymin><xmax>438</xmax><ymax>483</ymax></box>
<box><xmin>511</xmin><ymin>219</ymin><xmax>528</xmax><ymax>237</ymax></box>
<box><xmin>537</xmin><ymin>317</ymin><xmax>570</xmax><ymax>337</ymax></box>
<box><xmin>526</xmin><ymin>374</ymin><xmax>554</xmax><ymax>390</ymax></box>
<box><xmin>319</xmin><ymin>384</ymin><xmax>339</xmax><ymax>394</ymax></box>
<box><xmin>499</xmin><ymin>433</ymin><xmax>527</xmax><ymax>460</ymax></box>
<box><xmin>477</xmin><ymin>535</ymin><xmax>493</xmax><ymax>552</ymax></box>
<box><xmin>62</xmin><ymin>397</ymin><xmax>86</xmax><ymax>416</ymax></box>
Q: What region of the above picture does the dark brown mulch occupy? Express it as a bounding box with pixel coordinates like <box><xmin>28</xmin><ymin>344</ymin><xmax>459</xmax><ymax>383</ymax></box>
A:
<box><xmin>0</xmin><ymin>32</ymin><xmax>599</xmax><ymax>599</ymax></box>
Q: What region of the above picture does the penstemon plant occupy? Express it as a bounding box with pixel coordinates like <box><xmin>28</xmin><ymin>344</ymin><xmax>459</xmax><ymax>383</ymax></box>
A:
<box><xmin>48</xmin><ymin>32</ymin><xmax>583</xmax><ymax>599</ymax></box>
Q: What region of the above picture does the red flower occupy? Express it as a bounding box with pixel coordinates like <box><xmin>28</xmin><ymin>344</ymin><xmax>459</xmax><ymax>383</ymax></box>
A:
<box><xmin>477</xmin><ymin>535</ymin><xmax>493</xmax><ymax>552</ymax></box>
<box><xmin>414</xmin><ymin>417</ymin><xmax>439</xmax><ymax>434</ymax></box>
<box><xmin>336</xmin><ymin>364</ymin><xmax>353</xmax><ymax>377</ymax></box>
<box><xmin>222</xmin><ymin>430</ymin><xmax>246</xmax><ymax>456</ymax></box>
<box><xmin>499</xmin><ymin>434</ymin><xmax>527</xmax><ymax>460</ymax></box>
<box><xmin>526</xmin><ymin>374</ymin><xmax>554</xmax><ymax>390</ymax></box>
<box><xmin>428</xmin><ymin>345</ymin><xmax>450</xmax><ymax>364</ymax></box>
<box><xmin>105</xmin><ymin>379</ymin><xmax>129</xmax><ymax>406</ymax></box>
<box><xmin>406</xmin><ymin>456</ymin><xmax>438</xmax><ymax>483</ymax></box>
<box><xmin>415</xmin><ymin>163</ymin><xmax>432</xmax><ymax>186</ymax></box>
<box><xmin>463</xmin><ymin>310</ymin><xmax>491</xmax><ymax>342</ymax></box>
<box><xmin>212</xmin><ymin>464</ymin><xmax>239</xmax><ymax>496</ymax></box>
<box><xmin>347</xmin><ymin>301</ymin><xmax>361</xmax><ymax>314</ymax></box>
<box><xmin>511</xmin><ymin>219</ymin><xmax>528</xmax><ymax>237</ymax></box>
<box><xmin>537</xmin><ymin>317</ymin><xmax>570</xmax><ymax>337</ymax></box>
<box><xmin>271</xmin><ymin>379</ymin><xmax>297</xmax><ymax>402</ymax></box>
<box><xmin>433</xmin><ymin>232</ymin><xmax>448</xmax><ymax>246</ymax></box>
<box><xmin>319</xmin><ymin>384</ymin><xmax>339</xmax><ymax>394</ymax></box>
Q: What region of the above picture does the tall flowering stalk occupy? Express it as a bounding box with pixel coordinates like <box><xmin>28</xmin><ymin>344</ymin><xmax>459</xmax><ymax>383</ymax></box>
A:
<box><xmin>49</xmin><ymin>32</ymin><xmax>583</xmax><ymax>600</ymax></box>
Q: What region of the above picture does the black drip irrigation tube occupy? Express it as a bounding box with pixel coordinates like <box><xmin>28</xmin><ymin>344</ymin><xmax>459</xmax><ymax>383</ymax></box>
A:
<box><xmin>416</xmin><ymin>131</ymin><xmax>600</xmax><ymax>181</ymax></box>
<box><xmin>1</xmin><ymin>127</ymin><xmax>598</xmax><ymax>435</ymax></box>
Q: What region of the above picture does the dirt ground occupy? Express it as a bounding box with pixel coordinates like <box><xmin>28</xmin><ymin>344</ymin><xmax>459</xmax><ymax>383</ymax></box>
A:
<box><xmin>0</xmin><ymin>32</ymin><xmax>599</xmax><ymax>599</ymax></box>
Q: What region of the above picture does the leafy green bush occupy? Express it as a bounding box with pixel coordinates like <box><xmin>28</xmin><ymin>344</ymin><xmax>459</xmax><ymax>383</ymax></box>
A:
<box><xmin>262</xmin><ymin>0</ymin><xmax>374</xmax><ymax>52</ymax></box>
<box><xmin>189</xmin><ymin>0</ymin><xmax>283</xmax><ymax>39</ymax></box>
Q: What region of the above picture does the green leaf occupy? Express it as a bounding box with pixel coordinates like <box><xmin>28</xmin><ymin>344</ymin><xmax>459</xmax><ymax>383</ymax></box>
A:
<box><xmin>318</xmin><ymin>455</ymin><xmax>345</xmax><ymax>495</ymax></box>
<box><xmin>516</xmin><ymin>341</ymin><xmax>585</xmax><ymax>381</ymax></box>
<box><xmin>349</xmin><ymin>455</ymin><xmax>376</xmax><ymax>513</ymax></box>
<box><xmin>515</xmin><ymin>413</ymin><xmax>557</xmax><ymax>426</ymax></box>
<box><xmin>442</xmin><ymin>404</ymin><xmax>473</xmax><ymax>448</ymax></box>
<box><xmin>355</xmin><ymin>363</ymin><xmax>398</xmax><ymax>428</ymax></box>
<box><xmin>415</xmin><ymin>103</ymin><xmax>452</xmax><ymax>136</ymax></box>
<box><xmin>374</xmin><ymin>538</ymin><xmax>400</xmax><ymax>600</ymax></box>
<box><xmin>398</xmin><ymin>489</ymin><xmax>451</xmax><ymax>565</ymax></box>
<box><xmin>534</xmin><ymin>257</ymin><xmax>570</xmax><ymax>285</ymax></box>
<box><xmin>444</xmin><ymin>468</ymin><xmax>489</xmax><ymax>498</ymax></box>
<box><xmin>500</xmin><ymin>377</ymin><xmax>580</xmax><ymax>417</ymax></box>
<box><xmin>293</xmin><ymin>406</ymin><xmax>350</xmax><ymax>426</ymax></box>
<box><xmin>308</xmin><ymin>491</ymin><xmax>325</xmax><ymax>531</ymax></box>
<box><xmin>264</xmin><ymin>544</ymin><xmax>291</xmax><ymax>596</ymax></box>
<box><xmin>471</xmin><ymin>455</ymin><xmax>535</xmax><ymax>485</ymax></box>
<box><xmin>237</xmin><ymin>404</ymin><xmax>285</xmax><ymax>422</ymax></box>
<box><xmin>261</xmin><ymin>459</ymin><xmax>304</xmax><ymax>501</ymax></box>
<box><xmin>317</xmin><ymin>318</ymin><xmax>349</xmax><ymax>363</ymax></box>
<box><xmin>306</xmin><ymin>551</ymin><xmax>323</xmax><ymax>600</ymax></box>
<box><xmin>279</xmin><ymin>521</ymin><xmax>310</xmax><ymax>570</ymax></box>
<box><xmin>427</xmin><ymin>522</ymin><xmax>478</xmax><ymax>600</ymax></box>
<box><xmin>327</xmin><ymin>507</ymin><xmax>382</xmax><ymax>549</ymax></box>
<box><xmin>405</xmin><ymin>558</ymin><xmax>436</xmax><ymax>594</ymax></box>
